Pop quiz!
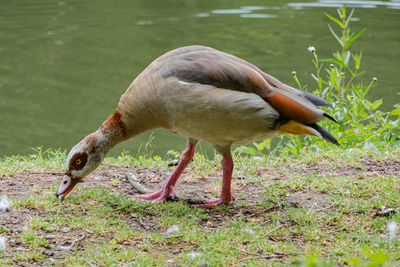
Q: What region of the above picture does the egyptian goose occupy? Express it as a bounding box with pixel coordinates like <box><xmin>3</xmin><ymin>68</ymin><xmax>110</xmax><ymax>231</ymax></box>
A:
<box><xmin>56</xmin><ymin>45</ymin><xmax>338</xmax><ymax>207</ymax></box>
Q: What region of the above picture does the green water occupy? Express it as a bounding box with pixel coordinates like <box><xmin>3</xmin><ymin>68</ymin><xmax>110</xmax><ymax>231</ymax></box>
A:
<box><xmin>1</xmin><ymin>0</ymin><xmax>399</xmax><ymax>156</ymax></box>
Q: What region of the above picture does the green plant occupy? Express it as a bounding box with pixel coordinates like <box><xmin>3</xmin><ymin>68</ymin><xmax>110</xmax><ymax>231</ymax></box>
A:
<box><xmin>244</xmin><ymin>7</ymin><xmax>400</xmax><ymax>157</ymax></box>
<box><xmin>302</xmin><ymin>7</ymin><xmax>399</xmax><ymax>151</ymax></box>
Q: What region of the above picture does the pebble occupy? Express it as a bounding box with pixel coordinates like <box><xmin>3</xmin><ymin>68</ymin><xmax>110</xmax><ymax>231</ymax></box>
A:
<box><xmin>0</xmin><ymin>236</ymin><xmax>6</xmax><ymax>251</ymax></box>
<box><xmin>167</xmin><ymin>160</ymin><xmax>179</xmax><ymax>167</ymax></box>
<box><xmin>42</xmin><ymin>250</ymin><xmax>54</xmax><ymax>256</ymax></box>
<box><xmin>45</xmin><ymin>235</ymin><xmax>56</xmax><ymax>239</ymax></box>
<box><xmin>59</xmin><ymin>245</ymin><xmax>72</xmax><ymax>252</ymax></box>
<box><xmin>60</xmin><ymin>228</ymin><xmax>69</xmax><ymax>233</ymax></box>
<box><xmin>166</xmin><ymin>225</ymin><xmax>180</xmax><ymax>234</ymax></box>
<box><xmin>0</xmin><ymin>195</ymin><xmax>11</xmax><ymax>212</ymax></box>
<box><xmin>45</xmin><ymin>227</ymin><xmax>57</xmax><ymax>233</ymax></box>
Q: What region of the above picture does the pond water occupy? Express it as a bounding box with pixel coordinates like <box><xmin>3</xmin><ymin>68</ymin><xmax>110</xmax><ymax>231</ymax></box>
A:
<box><xmin>0</xmin><ymin>0</ymin><xmax>399</xmax><ymax>157</ymax></box>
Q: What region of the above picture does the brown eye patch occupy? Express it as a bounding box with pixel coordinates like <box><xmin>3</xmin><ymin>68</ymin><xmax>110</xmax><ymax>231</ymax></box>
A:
<box><xmin>69</xmin><ymin>152</ymin><xmax>88</xmax><ymax>171</ymax></box>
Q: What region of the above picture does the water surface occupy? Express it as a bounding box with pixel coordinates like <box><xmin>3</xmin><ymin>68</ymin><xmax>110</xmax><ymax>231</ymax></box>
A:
<box><xmin>0</xmin><ymin>0</ymin><xmax>399</xmax><ymax>156</ymax></box>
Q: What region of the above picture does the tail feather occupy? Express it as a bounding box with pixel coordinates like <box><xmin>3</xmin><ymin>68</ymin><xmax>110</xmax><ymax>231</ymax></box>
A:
<box><xmin>307</xmin><ymin>123</ymin><xmax>340</xmax><ymax>146</ymax></box>
<box><xmin>303</xmin><ymin>92</ymin><xmax>332</xmax><ymax>107</ymax></box>
<box><xmin>323</xmin><ymin>113</ymin><xmax>338</xmax><ymax>124</ymax></box>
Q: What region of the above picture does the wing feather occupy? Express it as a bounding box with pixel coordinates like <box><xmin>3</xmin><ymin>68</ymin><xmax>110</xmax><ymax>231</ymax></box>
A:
<box><xmin>158</xmin><ymin>46</ymin><xmax>328</xmax><ymax>124</ymax></box>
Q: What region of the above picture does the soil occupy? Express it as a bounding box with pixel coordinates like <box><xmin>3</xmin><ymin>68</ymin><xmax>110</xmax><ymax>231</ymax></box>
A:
<box><xmin>1</xmin><ymin>157</ymin><xmax>399</xmax><ymax>265</ymax></box>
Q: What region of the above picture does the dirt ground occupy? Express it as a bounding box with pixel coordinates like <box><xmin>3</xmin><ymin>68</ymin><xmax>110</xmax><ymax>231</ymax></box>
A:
<box><xmin>1</xmin><ymin>156</ymin><xmax>399</xmax><ymax>265</ymax></box>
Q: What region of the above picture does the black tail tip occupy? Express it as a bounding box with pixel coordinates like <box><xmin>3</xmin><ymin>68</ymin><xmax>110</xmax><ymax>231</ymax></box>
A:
<box><xmin>324</xmin><ymin>113</ymin><xmax>338</xmax><ymax>124</ymax></box>
<box><xmin>303</xmin><ymin>92</ymin><xmax>332</xmax><ymax>107</ymax></box>
<box><xmin>308</xmin><ymin>123</ymin><xmax>340</xmax><ymax>146</ymax></box>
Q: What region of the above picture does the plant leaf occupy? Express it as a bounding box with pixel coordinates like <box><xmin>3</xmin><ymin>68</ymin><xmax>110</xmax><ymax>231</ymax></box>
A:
<box><xmin>257</xmin><ymin>140</ymin><xmax>267</xmax><ymax>151</ymax></box>
<box><xmin>325</xmin><ymin>13</ymin><xmax>345</xmax><ymax>28</ymax></box>
<box><xmin>328</xmin><ymin>24</ymin><xmax>343</xmax><ymax>46</ymax></box>
<box><xmin>371</xmin><ymin>99</ymin><xmax>383</xmax><ymax>111</ymax></box>
<box><xmin>246</xmin><ymin>147</ymin><xmax>257</xmax><ymax>155</ymax></box>
<box><xmin>344</xmin><ymin>50</ymin><xmax>351</xmax><ymax>66</ymax></box>
<box><xmin>345</xmin><ymin>8</ymin><xmax>355</xmax><ymax>27</ymax></box>
<box><xmin>344</xmin><ymin>28</ymin><xmax>366</xmax><ymax>49</ymax></box>
<box><xmin>391</xmin><ymin>107</ymin><xmax>400</xmax><ymax>116</ymax></box>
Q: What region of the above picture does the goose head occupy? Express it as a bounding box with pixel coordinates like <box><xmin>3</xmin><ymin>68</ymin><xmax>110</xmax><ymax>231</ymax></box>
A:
<box><xmin>56</xmin><ymin>132</ymin><xmax>106</xmax><ymax>198</ymax></box>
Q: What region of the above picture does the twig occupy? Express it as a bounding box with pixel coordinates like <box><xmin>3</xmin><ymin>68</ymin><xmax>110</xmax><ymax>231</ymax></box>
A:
<box><xmin>138</xmin><ymin>217</ymin><xmax>149</xmax><ymax>230</ymax></box>
<box><xmin>238</xmin><ymin>253</ymin><xmax>289</xmax><ymax>262</ymax></box>
<box><xmin>125</xmin><ymin>172</ymin><xmax>152</xmax><ymax>194</ymax></box>
<box><xmin>84</xmin><ymin>259</ymin><xmax>97</xmax><ymax>267</ymax></box>
<box><xmin>235</xmin><ymin>247</ymin><xmax>263</xmax><ymax>257</ymax></box>
<box><xmin>249</xmin><ymin>206</ymin><xmax>277</xmax><ymax>218</ymax></box>
<box><xmin>125</xmin><ymin>173</ymin><xmax>205</xmax><ymax>205</ymax></box>
<box><xmin>260</xmin><ymin>225</ymin><xmax>283</xmax><ymax>238</ymax></box>
<box><xmin>75</xmin><ymin>235</ymin><xmax>87</xmax><ymax>243</ymax></box>
<box><xmin>71</xmin><ymin>234</ymin><xmax>89</xmax><ymax>248</ymax></box>
<box><xmin>314</xmin><ymin>203</ymin><xmax>337</xmax><ymax>212</ymax></box>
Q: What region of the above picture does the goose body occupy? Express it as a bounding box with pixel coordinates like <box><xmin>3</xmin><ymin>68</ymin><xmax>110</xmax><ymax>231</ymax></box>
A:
<box><xmin>56</xmin><ymin>45</ymin><xmax>338</xmax><ymax>207</ymax></box>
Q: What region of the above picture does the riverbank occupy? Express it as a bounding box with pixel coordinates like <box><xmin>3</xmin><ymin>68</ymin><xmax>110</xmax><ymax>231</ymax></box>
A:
<box><xmin>1</xmin><ymin>145</ymin><xmax>400</xmax><ymax>266</ymax></box>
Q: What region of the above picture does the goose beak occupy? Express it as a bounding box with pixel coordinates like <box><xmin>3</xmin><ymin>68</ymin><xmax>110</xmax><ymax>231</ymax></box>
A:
<box><xmin>56</xmin><ymin>173</ymin><xmax>80</xmax><ymax>199</ymax></box>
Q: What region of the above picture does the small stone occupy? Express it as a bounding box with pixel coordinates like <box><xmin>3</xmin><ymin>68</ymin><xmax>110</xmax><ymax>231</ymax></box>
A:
<box><xmin>0</xmin><ymin>237</ymin><xmax>6</xmax><ymax>251</ymax></box>
<box><xmin>15</xmin><ymin>247</ymin><xmax>24</xmax><ymax>251</ymax></box>
<box><xmin>0</xmin><ymin>195</ymin><xmax>11</xmax><ymax>212</ymax></box>
<box><xmin>45</xmin><ymin>235</ymin><xmax>56</xmax><ymax>239</ymax></box>
<box><xmin>42</xmin><ymin>250</ymin><xmax>54</xmax><ymax>256</ymax></box>
<box><xmin>49</xmin><ymin>257</ymin><xmax>55</xmax><ymax>263</ymax></box>
<box><xmin>166</xmin><ymin>225</ymin><xmax>180</xmax><ymax>234</ymax></box>
<box><xmin>376</xmin><ymin>206</ymin><xmax>396</xmax><ymax>216</ymax></box>
<box><xmin>45</xmin><ymin>227</ymin><xmax>57</xmax><ymax>233</ymax></box>
<box><xmin>60</xmin><ymin>228</ymin><xmax>69</xmax><ymax>233</ymax></box>
<box><xmin>167</xmin><ymin>160</ymin><xmax>179</xmax><ymax>167</ymax></box>
<box><xmin>59</xmin><ymin>245</ymin><xmax>72</xmax><ymax>252</ymax></box>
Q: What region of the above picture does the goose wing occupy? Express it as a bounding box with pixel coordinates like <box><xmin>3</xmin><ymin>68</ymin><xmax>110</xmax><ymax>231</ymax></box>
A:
<box><xmin>159</xmin><ymin>46</ymin><xmax>327</xmax><ymax>125</ymax></box>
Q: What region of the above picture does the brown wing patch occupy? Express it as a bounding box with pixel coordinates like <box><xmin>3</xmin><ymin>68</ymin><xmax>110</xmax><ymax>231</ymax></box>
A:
<box><xmin>264</xmin><ymin>92</ymin><xmax>324</xmax><ymax>124</ymax></box>
<box><xmin>69</xmin><ymin>152</ymin><xmax>88</xmax><ymax>171</ymax></box>
<box><xmin>162</xmin><ymin>51</ymin><xmax>273</xmax><ymax>97</ymax></box>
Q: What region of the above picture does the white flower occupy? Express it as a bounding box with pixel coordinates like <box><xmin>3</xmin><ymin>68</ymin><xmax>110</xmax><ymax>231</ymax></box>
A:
<box><xmin>0</xmin><ymin>236</ymin><xmax>6</xmax><ymax>251</ymax></box>
<box><xmin>388</xmin><ymin>221</ymin><xmax>398</xmax><ymax>241</ymax></box>
<box><xmin>187</xmin><ymin>251</ymin><xmax>201</xmax><ymax>259</ymax></box>
<box><xmin>307</xmin><ymin>46</ymin><xmax>316</xmax><ymax>53</ymax></box>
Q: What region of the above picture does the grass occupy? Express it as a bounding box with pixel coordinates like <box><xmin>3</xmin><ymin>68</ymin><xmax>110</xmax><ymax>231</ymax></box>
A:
<box><xmin>0</xmin><ymin>144</ymin><xmax>400</xmax><ymax>266</ymax></box>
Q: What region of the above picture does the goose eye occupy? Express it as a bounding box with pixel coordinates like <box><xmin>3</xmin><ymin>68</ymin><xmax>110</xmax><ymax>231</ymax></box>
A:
<box><xmin>76</xmin><ymin>159</ymin><xmax>82</xmax><ymax>165</ymax></box>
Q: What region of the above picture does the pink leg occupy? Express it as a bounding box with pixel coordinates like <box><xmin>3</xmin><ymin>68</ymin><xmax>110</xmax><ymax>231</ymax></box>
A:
<box><xmin>196</xmin><ymin>154</ymin><xmax>235</xmax><ymax>208</ymax></box>
<box><xmin>132</xmin><ymin>140</ymin><xmax>196</xmax><ymax>202</ymax></box>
